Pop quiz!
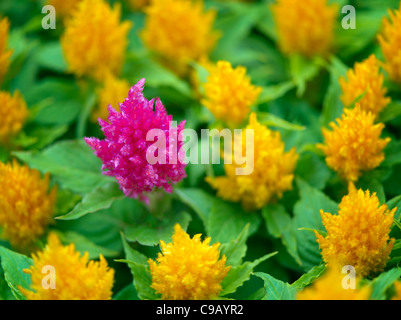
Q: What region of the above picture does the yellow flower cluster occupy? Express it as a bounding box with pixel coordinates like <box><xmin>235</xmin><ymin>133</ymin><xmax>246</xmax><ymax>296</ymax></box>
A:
<box><xmin>0</xmin><ymin>90</ymin><xmax>28</xmax><ymax>146</ymax></box>
<box><xmin>315</xmin><ymin>183</ymin><xmax>395</xmax><ymax>277</ymax></box>
<box><xmin>20</xmin><ymin>233</ymin><xmax>114</xmax><ymax>300</ymax></box>
<box><xmin>61</xmin><ymin>0</ymin><xmax>132</xmax><ymax>81</ymax></box>
<box><xmin>0</xmin><ymin>160</ymin><xmax>57</xmax><ymax>249</ymax></box>
<box><xmin>318</xmin><ymin>104</ymin><xmax>390</xmax><ymax>182</ymax></box>
<box><xmin>339</xmin><ymin>54</ymin><xmax>390</xmax><ymax>117</ymax></box>
<box><xmin>378</xmin><ymin>3</ymin><xmax>401</xmax><ymax>84</ymax></box>
<box><xmin>141</xmin><ymin>0</ymin><xmax>219</xmax><ymax>74</ymax></box>
<box><xmin>207</xmin><ymin>113</ymin><xmax>298</xmax><ymax>210</ymax></box>
<box><xmin>271</xmin><ymin>0</ymin><xmax>338</xmax><ymax>57</ymax></box>
<box><xmin>0</xmin><ymin>17</ymin><xmax>12</xmax><ymax>86</ymax></box>
<box><xmin>297</xmin><ymin>265</ymin><xmax>371</xmax><ymax>300</ymax></box>
<box><xmin>202</xmin><ymin>61</ymin><xmax>262</xmax><ymax>126</ymax></box>
<box><xmin>45</xmin><ymin>0</ymin><xmax>80</xmax><ymax>19</ymax></box>
<box><xmin>91</xmin><ymin>73</ymin><xmax>130</xmax><ymax>122</ymax></box>
<box><xmin>148</xmin><ymin>224</ymin><xmax>231</xmax><ymax>300</ymax></box>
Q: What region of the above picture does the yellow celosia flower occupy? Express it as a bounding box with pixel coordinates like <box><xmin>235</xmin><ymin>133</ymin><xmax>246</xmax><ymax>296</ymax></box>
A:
<box><xmin>271</xmin><ymin>0</ymin><xmax>338</xmax><ymax>57</ymax></box>
<box><xmin>148</xmin><ymin>224</ymin><xmax>231</xmax><ymax>300</ymax></box>
<box><xmin>0</xmin><ymin>90</ymin><xmax>28</xmax><ymax>146</ymax></box>
<box><xmin>61</xmin><ymin>0</ymin><xmax>132</xmax><ymax>81</ymax></box>
<box><xmin>206</xmin><ymin>113</ymin><xmax>298</xmax><ymax>211</ymax></box>
<box><xmin>0</xmin><ymin>17</ymin><xmax>12</xmax><ymax>86</ymax></box>
<box><xmin>127</xmin><ymin>0</ymin><xmax>149</xmax><ymax>11</ymax></box>
<box><xmin>141</xmin><ymin>0</ymin><xmax>219</xmax><ymax>74</ymax></box>
<box><xmin>20</xmin><ymin>233</ymin><xmax>114</xmax><ymax>300</ymax></box>
<box><xmin>0</xmin><ymin>160</ymin><xmax>57</xmax><ymax>248</ymax></box>
<box><xmin>317</xmin><ymin>104</ymin><xmax>390</xmax><ymax>182</ymax></box>
<box><xmin>297</xmin><ymin>265</ymin><xmax>371</xmax><ymax>300</ymax></box>
<box><xmin>315</xmin><ymin>183</ymin><xmax>396</xmax><ymax>278</ymax></box>
<box><xmin>46</xmin><ymin>0</ymin><xmax>80</xmax><ymax>19</ymax></box>
<box><xmin>202</xmin><ymin>61</ymin><xmax>262</xmax><ymax>126</ymax></box>
<box><xmin>91</xmin><ymin>73</ymin><xmax>130</xmax><ymax>122</ymax></box>
<box><xmin>378</xmin><ymin>4</ymin><xmax>401</xmax><ymax>84</ymax></box>
<box><xmin>339</xmin><ymin>54</ymin><xmax>390</xmax><ymax>117</ymax></box>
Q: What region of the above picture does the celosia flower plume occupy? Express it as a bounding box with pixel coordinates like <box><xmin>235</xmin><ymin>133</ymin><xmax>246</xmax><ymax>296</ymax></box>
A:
<box><xmin>0</xmin><ymin>160</ymin><xmax>57</xmax><ymax>248</ymax></box>
<box><xmin>318</xmin><ymin>104</ymin><xmax>390</xmax><ymax>182</ymax></box>
<box><xmin>0</xmin><ymin>17</ymin><xmax>12</xmax><ymax>86</ymax></box>
<box><xmin>378</xmin><ymin>3</ymin><xmax>401</xmax><ymax>84</ymax></box>
<box><xmin>45</xmin><ymin>0</ymin><xmax>80</xmax><ymax>19</ymax></box>
<box><xmin>0</xmin><ymin>90</ymin><xmax>28</xmax><ymax>146</ymax></box>
<box><xmin>315</xmin><ymin>183</ymin><xmax>396</xmax><ymax>278</ymax></box>
<box><xmin>206</xmin><ymin>113</ymin><xmax>298</xmax><ymax>210</ymax></box>
<box><xmin>297</xmin><ymin>265</ymin><xmax>371</xmax><ymax>300</ymax></box>
<box><xmin>61</xmin><ymin>0</ymin><xmax>132</xmax><ymax>81</ymax></box>
<box><xmin>202</xmin><ymin>61</ymin><xmax>262</xmax><ymax>126</ymax></box>
<box><xmin>148</xmin><ymin>224</ymin><xmax>231</xmax><ymax>300</ymax></box>
<box><xmin>141</xmin><ymin>0</ymin><xmax>219</xmax><ymax>74</ymax></box>
<box><xmin>85</xmin><ymin>79</ymin><xmax>187</xmax><ymax>201</ymax></box>
<box><xmin>272</xmin><ymin>0</ymin><xmax>338</xmax><ymax>57</ymax></box>
<box><xmin>91</xmin><ymin>73</ymin><xmax>131</xmax><ymax>122</ymax></box>
<box><xmin>20</xmin><ymin>233</ymin><xmax>114</xmax><ymax>300</ymax></box>
<box><xmin>339</xmin><ymin>54</ymin><xmax>390</xmax><ymax>117</ymax></box>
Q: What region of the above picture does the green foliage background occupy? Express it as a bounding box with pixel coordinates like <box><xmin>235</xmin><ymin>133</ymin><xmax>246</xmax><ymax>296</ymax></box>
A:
<box><xmin>1</xmin><ymin>0</ymin><xmax>401</xmax><ymax>300</ymax></box>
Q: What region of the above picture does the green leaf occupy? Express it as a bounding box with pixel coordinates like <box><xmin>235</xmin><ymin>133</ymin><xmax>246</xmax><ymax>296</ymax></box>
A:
<box><xmin>293</xmin><ymin>178</ymin><xmax>338</xmax><ymax>271</ymax></box>
<box><xmin>253</xmin><ymin>272</ymin><xmax>297</xmax><ymax>300</ymax></box>
<box><xmin>207</xmin><ymin>198</ymin><xmax>261</xmax><ymax>244</ymax></box>
<box><xmin>291</xmin><ymin>264</ymin><xmax>326</xmax><ymax>290</ymax></box>
<box><xmin>13</xmin><ymin>139</ymin><xmax>114</xmax><ymax>194</ymax></box>
<box><xmin>295</xmin><ymin>152</ymin><xmax>331</xmax><ymax>190</ymax></box>
<box><xmin>56</xmin><ymin>182</ymin><xmax>124</xmax><ymax>220</ymax></box>
<box><xmin>174</xmin><ymin>188</ymin><xmax>215</xmax><ymax>231</ymax></box>
<box><xmin>256</xmin><ymin>82</ymin><xmax>295</xmax><ymax>105</ymax></box>
<box><xmin>262</xmin><ymin>204</ymin><xmax>301</xmax><ymax>266</ymax></box>
<box><xmin>124</xmin><ymin>55</ymin><xmax>192</xmax><ymax>98</ymax></box>
<box><xmin>257</xmin><ymin>112</ymin><xmax>305</xmax><ymax>131</ymax></box>
<box><xmin>369</xmin><ymin>268</ymin><xmax>401</xmax><ymax>300</ymax></box>
<box><xmin>221</xmin><ymin>252</ymin><xmax>277</xmax><ymax>297</ymax></box>
<box><xmin>113</xmin><ymin>283</ymin><xmax>139</xmax><ymax>300</ymax></box>
<box><xmin>321</xmin><ymin>56</ymin><xmax>348</xmax><ymax>126</ymax></box>
<box><xmin>219</xmin><ymin>224</ymin><xmax>250</xmax><ymax>267</ymax></box>
<box><xmin>35</xmin><ymin>42</ymin><xmax>67</xmax><ymax>73</ymax></box>
<box><xmin>124</xmin><ymin>211</ymin><xmax>192</xmax><ymax>246</ymax></box>
<box><xmin>53</xmin><ymin>231</ymin><xmax>120</xmax><ymax>259</ymax></box>
<box><xmin>289</xmin><ymin>55</ymin><xmax>323</xmax><ymax>97</ymax></box>
<box><xmin>120</xmin><ymin>235</ymin><xmax>160</xmax><ymax>300</ymax></box>
<box><xmin>0</xmin><ymin>246</ymin><xmax>33</xmax><ymax>300</ymax></box>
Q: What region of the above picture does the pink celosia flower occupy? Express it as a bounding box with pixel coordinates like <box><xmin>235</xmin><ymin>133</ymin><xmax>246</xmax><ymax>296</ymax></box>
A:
<box><xmin>84</xmin><ymin>78</ymin><xmax>187</xmax><ymax>202</ymax></box>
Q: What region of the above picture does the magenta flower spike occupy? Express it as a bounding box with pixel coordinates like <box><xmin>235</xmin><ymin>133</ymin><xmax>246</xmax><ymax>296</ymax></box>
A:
<box><xmin>84</xmin><ymin>79</ymin><xmax>187</xmax><ymax>202</ymax></box>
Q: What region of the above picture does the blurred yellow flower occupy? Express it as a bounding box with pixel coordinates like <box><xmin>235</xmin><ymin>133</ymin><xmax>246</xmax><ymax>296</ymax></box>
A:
<box><xmin>91</xmin><ymin>73</ymin><xmax>130</xmax><ymax>122</ymax></box>
<box><xmin>202</xmin><ymin>61</ymin><xmax>262</xmax><ymax>126</ymax></box>
<box><xmin>317</xmin><ymin>104</ymin><xmax>390</xmax><ymax>182</ymax></box>
<box><xmin>392</xmin><ymin>281</ymin><xmax>401</xmax><ymax>300</ymax></box>
<box><xmin>61</xmin><ymin>0</ymin><xmax>132</xmax><ymax>81</ymax></box>
<box><xmin>46</xmin><ymin>0</ymin><xmax>80</xmax><ymax>19</ymax></box>
<box><xmin>141</xmin><ymin>0</ymin><xmax>219</xmax><ymax>75</ymax></box>
<box><xmin>20</xmin><ymin>233</ymin><xmax>114</xmax><ymax>300</ymax></box>
<box><xmin>206</xmin><ymin>113</ymin><xmax>298</xmax><ymax>210</ymax></box>
<box><xmin>0</xmin><ymin>160</ymin><xmax>57</xmax><ymax>249</ymax></box>
<box><xmin>127</xmin><ymin>0</ymin><xmax>149</xmax><ymax>11</ymax></box>
<box><xmin>272</xmin><ymin>0</ymin><xmax>338</xmax><ymax>57</ymax></box>
<box><xmin>148</xmin><ymin>224</ymin><xmax>231</xmax><ymax>300</ymax></box>
<box><xmin>315</xmin><ymin>183</ymin><xmax>395</xmax><ymax>278</ymax></box>
<box><xmin>378</xmin><ymin>4</ymin><xmax>401</xmax><ymax>84</ymax></box>
<box><xmin>339</xmin><ymin>54</ymin><xmax>390</xmax><ymax>117</ymax></box>
<box><xmin>0</xmin><ymin>17</ymin><xmax>12</xmax><ymax>86</ymax></box>
<box><xmin>297</xmin><ymin>265</ymin><xmax>371</xmax><ymax>300</ymax></box>
<box><xmin>0</xmin><ymin>90</ymin><xmax>28</xmax><ymax>146</ymax></box>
